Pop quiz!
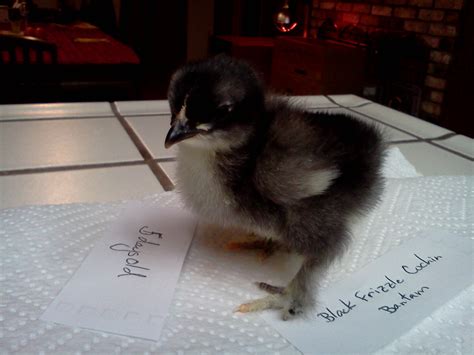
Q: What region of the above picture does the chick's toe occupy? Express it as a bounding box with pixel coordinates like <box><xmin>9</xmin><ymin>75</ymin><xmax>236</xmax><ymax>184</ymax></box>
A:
<box><xmin>255</xmin><ymin>281</ymin><xmax>284</xmax><ymax>294</ymax></box>
<box><xmin>235</xmin><ymin>292</ymin><xmax>305</xmax><ymax>320</ymax></box>
<box><xmin>234</xmin><ymin>294</ymin><xmax>284</xmax><ymax>313</ymax></box>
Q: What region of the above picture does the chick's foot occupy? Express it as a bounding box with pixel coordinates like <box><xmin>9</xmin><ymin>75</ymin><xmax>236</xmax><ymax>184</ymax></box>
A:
<box><xmin>235</xmin><ymin>282</ymin><xmax>305</xmax><ymax>320</ymax></box>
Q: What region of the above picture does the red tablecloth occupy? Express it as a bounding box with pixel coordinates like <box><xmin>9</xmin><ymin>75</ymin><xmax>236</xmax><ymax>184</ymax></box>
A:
<box><xmin>1</xmin><ymin>22</ymin><xmax>140</xmax><ymax>64</ymax></box>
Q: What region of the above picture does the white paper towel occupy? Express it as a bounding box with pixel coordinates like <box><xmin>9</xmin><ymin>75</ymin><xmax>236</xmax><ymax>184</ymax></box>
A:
<box><xmin>382</xmin><ymin>147</ymin><xmax>422</xmax><ymax>178</ymax></box>
<box><xmin>1</xmin><ymin>152</ymin><xmax>472</xmax><ymax>354</ymax></box>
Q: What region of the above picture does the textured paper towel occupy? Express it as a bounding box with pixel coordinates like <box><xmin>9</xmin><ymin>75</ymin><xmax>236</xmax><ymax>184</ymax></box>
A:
<box><xmin>1</xmin><ymin>160</ymin><xmax>472</xmax><ymax>355</ymax></box>
<box><xmin>382</xmin><ymin>147</ymin><xmax>422</xmax><ymax>178</ymax></box>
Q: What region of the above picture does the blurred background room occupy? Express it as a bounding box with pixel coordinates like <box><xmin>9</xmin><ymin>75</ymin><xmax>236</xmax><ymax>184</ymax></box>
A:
<box><xmin>0</xmin><ymin>0</ymin><xmax>472</xmax><ymax>136</ymax></box>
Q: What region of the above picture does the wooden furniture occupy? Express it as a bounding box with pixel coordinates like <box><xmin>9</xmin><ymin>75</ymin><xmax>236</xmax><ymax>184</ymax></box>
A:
<box><xmin>0</xmin><ymin>22</ymin><xmax>139</xmax><ymax>64</ymax></box>
<box><xmin>211</xmin><ymin>35</ymin><xmax>367</xmax><ymax>96</ymax></box>
<box><xmin>211</xmin><ymin>35</ymin><xmax>275</xmax><ymax>82</ymax></box>
<box><xmin>0</xmin><ymin>32</ymin><xmax>57</xmax><ymax>64</ymax></box>
<box><xmin>270</xmin><ymin>37</ymin><xmax>367</xmax><ymax>95</ymax></box>
<box><xmin>0</xmin><ymin>22</ymin><xmax>140</xmax><ymax>103</ymax></box>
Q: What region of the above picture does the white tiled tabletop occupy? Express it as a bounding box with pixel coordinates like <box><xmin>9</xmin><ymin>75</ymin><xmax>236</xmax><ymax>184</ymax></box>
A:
<box><xmin>351</xmin><ymin>102</ymin><xmax>454</xmax><ymax>139</ymax></box>
<box><xmin>159</xmin><ymin>160</ymin><xmax>178</xmax><ymax>184</ymax></box>
<box><xmin>0</xmin><ymin>118</ymin><xmax>142</xmax><ymax>171</ymax></box>
<box><xmin>396</xmin><ymin>142</ymin><xmax>472</xmax><ymax>175</ymax></box>
<box><xmin>433</xmin><ymin>134</ymin><xmax>473</xmax><ymax>159</ymax></box>
<box><xmin>1</xmin><ymin>165</ymin><xmax>163</xmax><ymax>208</ymax></box>
<box><xmin>291</xmin><ymin>95</ymin><xmax>338</xmax><ymax>108</ymax></box>
<box><xmin>327</xmin><ymin>94</ymin><xmax>372</xmax><ymax>107</ymax></box>
<box><xmin>0</xmin><ymin>102</ymin><xmax>114</xmax><ymax>121</ymax></box>
<box><xmin>113</xmin><ymin>100</ymin><xmax>171</xmax><ymax>116</ymax></box>
<box><xmin>125</xmin><ymin>115</ymin><xmax>177</xmax><ymax>159</ymax></box>
<box><xmin>320</xmin><ymin>107</ymin><xmax>416</xmax><ymax>142</ymax></box>
<box><xmin>1</xmin><ymin>95</ymin><xmax>472</xmax><ymax>209</ymax></box>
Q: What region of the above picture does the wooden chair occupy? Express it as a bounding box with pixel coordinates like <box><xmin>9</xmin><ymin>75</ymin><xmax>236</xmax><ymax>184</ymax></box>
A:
<box><xmin>0</xmin><ymin>32</ymin><xmax>57</xmax><ymax>64</ymax></box>
<box><xmin>0</xmin><ymin>32</ymin><xmax>60</xmax><ymax>103</ymax></box>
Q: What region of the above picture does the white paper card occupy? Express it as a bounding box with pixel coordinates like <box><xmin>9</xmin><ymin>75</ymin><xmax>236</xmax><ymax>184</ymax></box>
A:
<box><xmin>262</xmin><ymin>231</ymin><xmax>473</xmax><ymax>354</ymax></box>
<box><xmin>41</xmin><ymin>203</ymin><xmax>197</xmax><ymax>341</ymax></box>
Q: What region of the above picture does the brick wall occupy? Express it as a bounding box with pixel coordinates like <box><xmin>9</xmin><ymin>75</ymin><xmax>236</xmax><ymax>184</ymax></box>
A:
<box><xmin>310</xmin><ymin>0</ymin><xmax>465</xmax><ymax>122</ymax></box>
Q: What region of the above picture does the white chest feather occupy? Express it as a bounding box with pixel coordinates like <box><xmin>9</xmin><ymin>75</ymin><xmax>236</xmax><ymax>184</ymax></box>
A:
<box><xmin>175</xmin><ymin>145</ymin><xmax>240</xmax><ymax>228</ymax></box>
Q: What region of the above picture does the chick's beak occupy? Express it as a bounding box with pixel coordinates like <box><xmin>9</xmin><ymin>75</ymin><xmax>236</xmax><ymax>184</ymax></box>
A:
<box><xmin>165</xmin><ymin>118</ymin><xmax>200</xmax><ymax>148</ymax></box>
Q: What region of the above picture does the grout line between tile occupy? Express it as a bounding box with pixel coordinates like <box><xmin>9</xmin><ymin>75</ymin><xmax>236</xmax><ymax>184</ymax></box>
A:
<box><xmin>382</xmin><ymin>133</ymin><xmax>460</xmax><ymax>147</ymax></box>
<box><xmin>325</xmin><ymin>95</ymin><xmax>421</xmax><ymax>140</ymax></box>
<box><xmin>0</xmin><ymin>160</ymin><xmax>147</xmax><ymax>176</ymax></box>
<box><xmin>387</xmin><ymin>139</ymin><xmax>421</xmax><ymax>145</ymax></box>
<box><xmin>119</xmin><ymin>112</ymin><xmax>170</xmax><ymax>117</ymax></box>
<box><xmin>155</xmin><ymin>157</ymin><xmax>177</xmax><ymax>163</ymax></box>
<box><xmin>306</xmin><ymin>106</ymin><xmax>339</xmax><ymax>110</ymax></box>
<box><xmin>351</xmin><ymin>101</ymin><xmax>373</xmax><ymax>108</ymax></box>
<box><xmin>114</xmin><ymin>105</ymin><xmax>343</xmax><ymax>117</ymax></box>
<box><xmin>325</xmin><ymin>96</ymin><xmax>473</xmax><ymax>162</ymax></box>
<box><xmin>0</xmin><ymin>114</ymin><xmax>115</xmax><ymax>123</ymax></box>
<box><xmin>428</xmin><ymin>141</ymin><xmax>473</xmax><ymax>161</ymax></box>
<box><xmin>333</xmin><ymin>101</ymin><xmax>373</xmax><ymax>109</ymax></box>
<box><xmin>110</xmin><ymin>102</ymin><xmax>175</xmax><ymax>191</ymax></box>
<box><xmin>426</xmin><ymin>132</ymin><xmax>457</xmax><ymax>141</ymax></box>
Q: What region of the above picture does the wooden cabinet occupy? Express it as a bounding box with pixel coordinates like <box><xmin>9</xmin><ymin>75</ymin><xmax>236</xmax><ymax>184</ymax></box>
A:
<box><xmin>211</xmin><ymin>35</ymin><xmax>367</xmax><ymax>96</ymax></box>
<box><xmin>270</xmin><ymin>37</ymin><xmax>367</xmax><ymax>95</ymax></box>
<box><xmin>211</xmin><ymin>35</ymin><xmax>275</xmax><ymax>82</ymax></box>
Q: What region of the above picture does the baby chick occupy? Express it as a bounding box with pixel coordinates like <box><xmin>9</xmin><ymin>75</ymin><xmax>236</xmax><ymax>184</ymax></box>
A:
<box><xmin>165</xmin><ymin>55</ymin><xmax>385</xmax><ymax>320</ymax></box>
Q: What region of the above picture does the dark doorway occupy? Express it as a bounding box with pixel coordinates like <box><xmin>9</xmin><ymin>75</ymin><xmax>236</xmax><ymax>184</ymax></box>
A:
<box><xmin>442</xmin><ymin>0</ymin><xmax>473</xmax><ymax>137</ymax></box>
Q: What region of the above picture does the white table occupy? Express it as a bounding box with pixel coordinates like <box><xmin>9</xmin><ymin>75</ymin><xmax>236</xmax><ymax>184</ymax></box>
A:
<box><xmin>1</xmin><ymin>95</ymin><xmax>472</xmax><ymax>209</ymax></box>
<box><xmin>1</xmin><ymin>96</ymin><xmax>472</xmax><ymax>354</ymax></box>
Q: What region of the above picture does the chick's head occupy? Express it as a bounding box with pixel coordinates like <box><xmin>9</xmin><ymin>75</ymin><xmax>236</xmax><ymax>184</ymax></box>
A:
<box><xmin>165</xmin><ymin>55</ymin><xmax>264</xmax><ymax>150</ymax></box>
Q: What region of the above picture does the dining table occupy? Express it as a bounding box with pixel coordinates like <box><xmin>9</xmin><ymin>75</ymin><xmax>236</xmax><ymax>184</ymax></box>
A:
<box><xmin>0</xmin><ymin>21</ymin><xmax>139</xmax><ymax>64</ymax></box>
<box><xmin>0</xmin><ymin>21</ymin><xmax>140</xmax><ymax>102</ymax></box>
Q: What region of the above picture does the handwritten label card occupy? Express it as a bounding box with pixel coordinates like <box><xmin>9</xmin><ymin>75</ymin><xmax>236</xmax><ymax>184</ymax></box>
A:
<box><xmin>262</xmin><ymin>230</ymin><xmax>473</xmax><ymax>354</ymax></box>
<box><xmin>41</xmin><ymin>203</ymin><xmax>197</xmax><ymax>341</ymax></box>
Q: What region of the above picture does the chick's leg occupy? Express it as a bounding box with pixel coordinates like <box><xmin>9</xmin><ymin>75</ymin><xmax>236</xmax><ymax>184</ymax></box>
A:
<box><xmin>279</xmin><ymin>257</ymin><xmax>320</xmax><ymax>320</ymax></box>
<box><xmin>235</xmin><ymin>256</ymin><xmax>321</xmax><ymax>320</ymax></box>
<box><xmin>226</xmin><ymin>236</ymin><xmax>282</xmax><ymax>260</ymax></box>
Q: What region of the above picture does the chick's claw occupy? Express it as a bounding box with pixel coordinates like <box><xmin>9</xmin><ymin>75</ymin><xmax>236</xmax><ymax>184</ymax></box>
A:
<box><xmin>282</xmin><ymin>300</ymin><xmax>305</xmax><ymax>321</ymax></box>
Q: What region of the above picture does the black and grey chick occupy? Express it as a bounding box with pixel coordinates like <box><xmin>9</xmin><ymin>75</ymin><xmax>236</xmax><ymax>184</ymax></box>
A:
<box><xmin>165</xmin><ymin>55</ymin><xmax>385</xmax><ymax>320</ymax></box>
